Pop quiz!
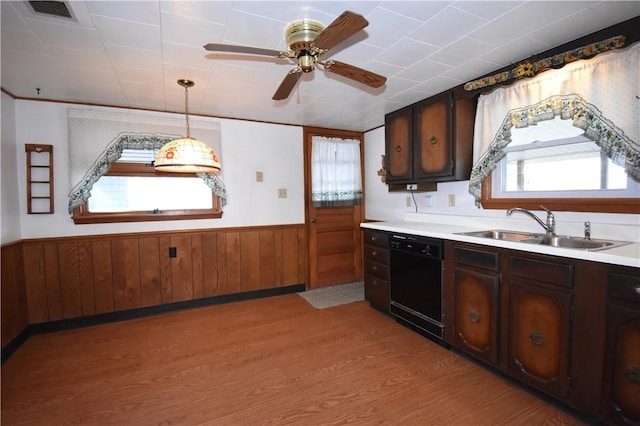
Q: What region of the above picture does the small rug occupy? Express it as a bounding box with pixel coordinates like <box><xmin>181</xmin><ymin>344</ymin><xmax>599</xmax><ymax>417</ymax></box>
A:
<box><xmin>297</xmin><ymin>281</ymin><xmax>364</xmax><ymax>309</ymax></box>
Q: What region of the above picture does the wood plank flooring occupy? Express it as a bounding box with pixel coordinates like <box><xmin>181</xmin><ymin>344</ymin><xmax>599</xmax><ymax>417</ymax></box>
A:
<box><xmin>1</xmin><ymin>294</ymin><xmax>584</xmax><ymax>425</ymax></box>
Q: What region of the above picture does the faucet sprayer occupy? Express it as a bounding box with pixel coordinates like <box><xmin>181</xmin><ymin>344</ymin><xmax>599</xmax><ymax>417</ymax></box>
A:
<box><xmin>506</xmin><ymin>205</ymin><xmax>556</xmax><ymax>235</ymax></box>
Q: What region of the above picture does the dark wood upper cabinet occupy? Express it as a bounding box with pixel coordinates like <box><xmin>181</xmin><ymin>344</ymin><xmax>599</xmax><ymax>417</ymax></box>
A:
<box><xmin>385</xmin><ymin>91</ymin><xmax>476</xmax><ymax>186</ymax></box>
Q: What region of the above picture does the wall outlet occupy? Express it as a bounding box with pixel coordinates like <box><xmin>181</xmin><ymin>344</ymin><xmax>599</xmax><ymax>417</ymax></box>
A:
<box><xmin>448</xmin><ymin>194</ymin><xmax>456</xmax><ymax>207</ymax></box>
<box><xmin>424</xmin><ymin>195</ymin><xmax>433</xmax><ymax>208</ymax></box>
<box><xmin>406</xmin><ymin>196</ymin><xmax>412</xmax><ymax>207</ymax></box>
<box><xmin>278</xmin><ymin>188</ymin><xmax>287</xmax><ymax>198</ymax></box>
<box><xmin>406</xmin><ymin>183</ymin><xmax>417</xmax><ymax>190</ymax></box>
<box><xmin>256</xmin><ymin>171</ymin><xmax>263</xmax><ymax>182</ymax></box>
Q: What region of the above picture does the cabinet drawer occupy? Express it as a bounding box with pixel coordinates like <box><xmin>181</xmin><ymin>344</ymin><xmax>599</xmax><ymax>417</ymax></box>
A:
<box><xmin>608</xmin><ymin>272</ymin><xmax>640</xmax><ymax>303</ymax></box>
<box><xmin>510</xmin><ymin>255</ymin><xmax>574</xmax><ymax>289</ymax></box>
<box><xmin>454</xmin><ymin>245</ymin><xmax>499</xmax><ymax>271</ymax></box>
<box><xmin>363</xmin><ymin>231</ymin><xmax>388</xmax><ymax>248</ymax></box>
<box><xmin>364</xmin><ymin>245</ymin><xmax>389</xmax><ymax>265</ymax></box>
<box><xmin>365</xmin><ymin>274</ymin><xmax>389</xmax><ymax>311</ymax></box>
<box><xmin>364</xmin><ymin>259</ymin><xmax>389</xmax><ymax>280</ymax></box>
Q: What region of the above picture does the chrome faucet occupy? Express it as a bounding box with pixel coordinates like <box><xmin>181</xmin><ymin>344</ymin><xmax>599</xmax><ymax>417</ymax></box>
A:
<box><xmin>584</xmin><ymin>221</ymin><xmax>591</xmax><ymax>240</ymax></box>
<box><xmin>506</xmin><ymin>205</ymin><xmax>556</xmax><ymax>235</ymax></box>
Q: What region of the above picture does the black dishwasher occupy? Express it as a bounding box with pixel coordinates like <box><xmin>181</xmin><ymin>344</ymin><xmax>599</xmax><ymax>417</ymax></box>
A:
<box><xmin>389</xmin><ymin>233</ymin><xmax>444</xmax><ymax>341</ymax></box>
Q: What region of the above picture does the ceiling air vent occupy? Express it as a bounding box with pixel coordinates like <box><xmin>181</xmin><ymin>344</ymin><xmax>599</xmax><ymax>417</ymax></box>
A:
<box><xmin>28</xmin><ymin>1</ymin><xmax>73</xmax><ymax>19</ymax></box>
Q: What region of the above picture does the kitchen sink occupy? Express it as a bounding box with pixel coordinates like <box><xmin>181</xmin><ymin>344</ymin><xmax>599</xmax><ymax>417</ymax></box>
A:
<box><xmin>456</xmin><ymin>229</ymin><xmax>632</xmax><ymax>252</ymax></box>
<box><xmin>458</xmin><ymin>229</ymin><xmax>537</xmax><ymax>242</ymax></box>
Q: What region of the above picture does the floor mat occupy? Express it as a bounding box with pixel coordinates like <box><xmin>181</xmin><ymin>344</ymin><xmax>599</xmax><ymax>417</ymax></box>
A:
<box><xmin>297</xmin><ymin>281</ymin><xmax>364</xmax><ymax>309</ymax></box>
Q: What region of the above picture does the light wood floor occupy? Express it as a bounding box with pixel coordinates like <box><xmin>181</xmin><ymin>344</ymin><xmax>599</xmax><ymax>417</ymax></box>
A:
<box><xmin>2</xmin><ymin>294</ymin><xmax>584</xmax><ymax>425</ymax></box>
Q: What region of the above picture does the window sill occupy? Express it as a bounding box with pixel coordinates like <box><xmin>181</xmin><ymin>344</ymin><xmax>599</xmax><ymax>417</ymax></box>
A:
<box><xmin>72</xmin><ymin>209</ymin><xmax>222</xmax><ymax>224</ymax></box>
<box><xmin>480</xmin><ymin>178</ymin><xmax>640</xmax><ymax>214</ymax></box>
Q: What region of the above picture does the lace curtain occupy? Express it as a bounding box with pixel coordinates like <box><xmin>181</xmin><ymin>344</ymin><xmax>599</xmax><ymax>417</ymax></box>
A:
<box><xmin>469</xmin><ymin>42</ymin><xmax>640</xmax><ymax>206</ymax></box>
<box><xmin>67</xmin><ymin>109</ymin><xmax>226</xmax><ymax>214</ymax></box>
<box><xmin>311</xmin><ymin>136</ymin><xmax>362</xmax><ymax>207</ymax></box>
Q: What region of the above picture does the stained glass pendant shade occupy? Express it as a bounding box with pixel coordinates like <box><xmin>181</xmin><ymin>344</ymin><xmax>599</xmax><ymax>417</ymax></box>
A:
<box><xmin>155</xmin><ymin>79</ymin><xmax>221</xmax><ymax>173</ymax></box>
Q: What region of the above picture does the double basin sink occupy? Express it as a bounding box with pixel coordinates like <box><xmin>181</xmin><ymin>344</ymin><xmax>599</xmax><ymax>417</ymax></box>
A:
<box><xmin>457</xmin><ymin>229</ymin><xmax>632</xmax><ymax>251</ymax></box>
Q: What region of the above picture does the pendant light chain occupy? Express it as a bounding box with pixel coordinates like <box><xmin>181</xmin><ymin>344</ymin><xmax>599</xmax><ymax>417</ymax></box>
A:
<box><xmin>183</xmin><ymin>83</ymin><xmax>191</xmax><ymax>138</ymax></box>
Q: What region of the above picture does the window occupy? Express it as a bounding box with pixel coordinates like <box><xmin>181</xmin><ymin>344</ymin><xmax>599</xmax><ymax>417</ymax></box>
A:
<box><xmin>72</xmin><ymin>149</ymin><xmax>222</xmax><ymax>224</ymax></box>
<box><xmin>478</xmin><ymin>116</ymin><xmax>640</xmax><ymax>214</ymax></box>
<box><xmin>468</xmin><ymin>44</ymin><xmax>640</xmax><ymax>214</ymax></box>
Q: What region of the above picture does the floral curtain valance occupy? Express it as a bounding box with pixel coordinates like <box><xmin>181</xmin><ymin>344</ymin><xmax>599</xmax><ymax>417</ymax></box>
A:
<box><xmin>311</xmin><ymin>136</ymin><xmax>362</xmax><ymax>207</ymax></box>
<box><xmin>67</xmin><ymin>109</ymin><xmax>225</xmax><ymax>214</ymax></box>
<box><xmin>469</xmin><ymin>42</ymin><xmax>640</xmax><ymax>206</ymax></box>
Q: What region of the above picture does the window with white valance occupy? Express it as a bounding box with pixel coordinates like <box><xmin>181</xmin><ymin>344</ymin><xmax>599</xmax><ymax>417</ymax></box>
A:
<box><xmin>311</xmin><ymin>136</ymin><xmax>362</xmax><ymax>207</ymax></box>
<box><xmin>469</xmin><ymin>42</ymin><xmax>640</xmax><ymax>208</ymax></box>
<box><xmin>67</xmin><ymin>109</ymin><xmax>226</xmax><ymax>218</ymax></box>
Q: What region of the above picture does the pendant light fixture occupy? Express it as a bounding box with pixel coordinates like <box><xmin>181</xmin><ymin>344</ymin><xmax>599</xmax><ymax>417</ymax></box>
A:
<box><xmin>155</xmin><ymin>79</ymin><xmax>221</xmax><ymax>173</ymax></box>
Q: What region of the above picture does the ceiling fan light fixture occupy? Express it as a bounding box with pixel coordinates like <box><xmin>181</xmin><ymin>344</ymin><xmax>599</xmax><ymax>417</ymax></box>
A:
<box><xmin>155</xmin><ymin>79</ymin><xmax>221</xmax><ymax>173</ymax></box>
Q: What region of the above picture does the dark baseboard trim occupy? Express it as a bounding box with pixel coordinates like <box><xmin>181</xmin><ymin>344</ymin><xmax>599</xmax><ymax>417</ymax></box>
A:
<box><xmin>1</xmin><ymin>327</ymin><xmax>31</xmax><ymax>364</ymax></box>
<box><xmin>2</xmin><ymin>284</ymin><xmax>305</xmax><ymax>364</ymax></box>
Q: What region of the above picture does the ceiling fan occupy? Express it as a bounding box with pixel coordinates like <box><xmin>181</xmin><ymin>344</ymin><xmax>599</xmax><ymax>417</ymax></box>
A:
<box><xmin>203</xmin><ymin>11</ymin><xmax>387</xmax><ymax>100</ymax></box>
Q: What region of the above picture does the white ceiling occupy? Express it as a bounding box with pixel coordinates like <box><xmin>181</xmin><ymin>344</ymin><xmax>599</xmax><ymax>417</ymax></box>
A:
<box><xmin>2</xmin><ymin>1</ymin><xmax>638</xmax><ymax>132</ymax></box>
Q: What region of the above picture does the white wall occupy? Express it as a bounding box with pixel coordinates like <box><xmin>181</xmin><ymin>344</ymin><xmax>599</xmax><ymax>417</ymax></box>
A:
<box><xmin>13</xmin><ymin>100</ymin><xmax>304</xmax><ymax>239</ymax></box>
<box><xmin>1</xmin><ymin>93</ymin><xmax>21</xmax><ymax>244</ymax></box>
<box><xmin>363</xmin><ymin>126</ymin><xmax>640</xmax><ymax>242</ymax></box>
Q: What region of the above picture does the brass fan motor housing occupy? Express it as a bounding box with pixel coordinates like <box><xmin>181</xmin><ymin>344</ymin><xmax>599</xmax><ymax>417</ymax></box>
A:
<box><xmin>285</xmin><ymin>19</ymin><xmax>325</xmax><ymax>55</ymax></box>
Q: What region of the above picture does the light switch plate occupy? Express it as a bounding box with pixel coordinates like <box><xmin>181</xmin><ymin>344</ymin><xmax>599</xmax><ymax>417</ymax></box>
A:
<box><xmin>256</xmin><ymin>171</ymin><xmax>263</xmax><ymax>182</ymax></box>
<box><xmin>278</xmin><ymin>188</ymin><xmax>287</xmax><ymax>198</ymax></box>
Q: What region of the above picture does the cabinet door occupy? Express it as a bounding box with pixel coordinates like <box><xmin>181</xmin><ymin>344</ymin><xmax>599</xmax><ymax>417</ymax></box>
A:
<box><xmin>413</xmin><ymin>92</ymin><xmax>452</xmax><ymax>180</ymax></box>
<box><xmin>453</xmin><ymin>266</ymin><xmax>500</xmax><ymax>365</ymax></box>
<box><xmin>509</xmin><ymin>281</ymin><xmax>572</xmax><ymax>399</ymax></box>
<box><xmin>602</xmin><ymin>303</ymin><xmax>640</xmax><ymax>425</ymax></box>
<box><xmin>385</xmin><ymin>107</ymin><xmax>412</xmax><ymax>182</ymax></box>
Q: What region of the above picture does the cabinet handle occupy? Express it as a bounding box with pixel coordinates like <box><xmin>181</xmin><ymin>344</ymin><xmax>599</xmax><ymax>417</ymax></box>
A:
<box><xmin>372</xmin><ymin>250</ymin><xmax>378</xmax><ymax>256</ymax></box>
<box><xmin>370</xmin><ymin>236</ymin><xmax>377</xmax><ymax>242</ymax></box>
<box><xmin>634</xmin><ymin>286</ymin><xmax>640</xmax><ymax>295</ymax></box>
<box><xmin>372</xmin><ymin>265</ymin><xmax>378</xmax><ymax>272</ymax></box>
<box><xmin>372</xmin><ymin>280</ymin><xmax>379</xmax><ymax>287</ymax></box>
<box><xmin>528</xmin><ymin>331</ymin><xmax>544</xmax><ymax>346</ymax></box>
<box><xmin>395</xmin><ymin>145</ymin><xmax>401</xmax><ymax>152</ymax></box>
<box><xmin>429</xmin><ymin>136</ymin><xmax>437</xmax><ymax>145</ymax></box>
<box><xmin>469</xmin><ymin>310</ymin><xmax>480</xmax><ymax>323</ymax></box>
<box><xmin>625</xmin><ymin>366</ymin><xmax>640</xmax><ymax>385</ymax></box>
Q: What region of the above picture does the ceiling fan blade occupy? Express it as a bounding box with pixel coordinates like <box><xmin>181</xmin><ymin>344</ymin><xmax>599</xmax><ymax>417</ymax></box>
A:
<box><xmin>323</xmin><ymin>60</ymin><xmax>386</xmax><ymax>88</ymax></box>
<box><xmin>272</xmin><ymin>70</ymin><xmax>302</xmax><ymax>100</ymax></box>
<box><xmin>312</xmin><ymin>11</ymin><xmax>368</xmax><ymax>51</ymax></box>
<box><xmin>203</xmin><ymin>43</ymin><xmax>286</xmax><ymax>58</ymax></box>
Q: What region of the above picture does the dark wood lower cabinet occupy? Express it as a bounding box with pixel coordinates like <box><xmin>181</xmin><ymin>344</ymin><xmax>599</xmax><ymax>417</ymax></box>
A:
<box><xmin>508</xmin><ymin>281</ymin><xmax>572</xmax><ymax>400</ymax></box>
<box><xmin>601</xmin><ymin>271</ymin><xmax>640</xmax><ymax>425</ymax></box>
<box><xmin>444</xmin><ymin>240</ymin><xmax>636</xmax><ymax>423</ymax></box>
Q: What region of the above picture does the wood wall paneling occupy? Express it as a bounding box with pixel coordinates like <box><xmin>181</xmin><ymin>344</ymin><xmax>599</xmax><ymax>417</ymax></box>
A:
<box><xmin>139</xmin><ymin>237</ymin><xmax>162</xmax><ymax>308</ymax></box>
<box><xmin>170</xmin><ymin>234</ymin><xmax>193</xmax><ymax>303</ymax></box>
<box><xmin>22</xmin><ymin>244</ymin><xmax>49</xmax><ymax>323</ymax></box>
<box><xmin>158</xmin><ymin>236</ymin><xmax>172</xmax><ymax>304</ymax></box>
<box><xmin>260</xmin><ymin>230</ymin><xmax>277</xmax><ymax>289</ymax></box>
<box><xmin>91</xmin><ymin>240</ymin><xmax>114</xmax><ymax>314</ymax></box>
<box><xmin>57</xmin><ymin>242</ymin><xmax>83</xmax><ymax>319</ymax></box>
<box><xmin>5</xmin><ymin>225</ymin><xmax>306</xmax><ymax>336</ymax></box>
<box><xmin>78</xmin><ymin>241</ymin><xmax>96</xmax><ymax>317</ymax></box>
<box><xmin>241</xmin><ymin>231</ymin><xmax>261</xmax><ymax>292</ymax></box>
<box><xmin>191</xmin><ymin>234</ymin><xmax>204</xmax><ymax>300</ymax></box>
<box><xmin>225</xmin><ymin>232</ymin><xmax>242</xmax><ymax>295</ymax></box>
<box><xmin>1</xmin><ymin>243</ymin><xmax>28</xmax><ymax>348</ymax></box>
<box><xmin>44</xmin><ymin>244</ymin><xmax>62</xmax><ymax>321</ymax></box>
<box><xmin>111</xmin><ymin>238</ymin><xmax>141</xmax><ymax>311</ymax></box>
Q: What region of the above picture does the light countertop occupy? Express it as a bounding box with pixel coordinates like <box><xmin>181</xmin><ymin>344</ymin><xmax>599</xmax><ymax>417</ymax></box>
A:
<box><xmin>361</xmin><ymin>220</ymin><xmax>640</xmax><ymax>269</ymax></box>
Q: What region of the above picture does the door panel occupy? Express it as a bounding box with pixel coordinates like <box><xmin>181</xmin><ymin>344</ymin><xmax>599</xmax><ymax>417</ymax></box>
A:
<box><xmin>304</xmin><ymin>127</ymin><xmax>364</xmax><ymax>289</ymax></box>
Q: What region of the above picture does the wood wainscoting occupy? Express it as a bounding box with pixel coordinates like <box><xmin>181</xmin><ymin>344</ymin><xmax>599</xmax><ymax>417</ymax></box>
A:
<box><xmin>2</xmin><ymin>224</ymin><xmax>306</xmax><ymax>352</ymax></box>
<box><xmin>1</xmin><ymin>241</ymin><xmax>29</xmax><ymax>349</ymax></box>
